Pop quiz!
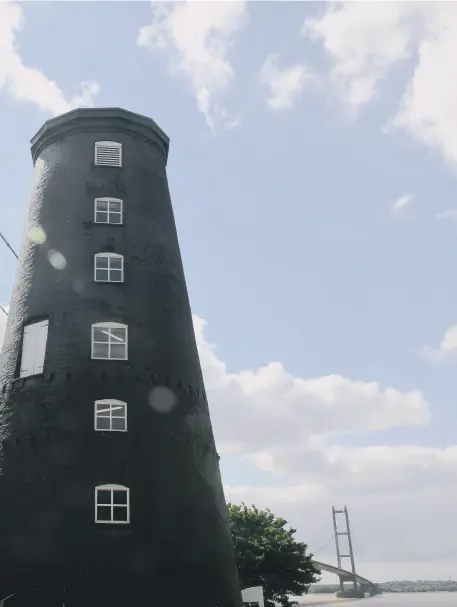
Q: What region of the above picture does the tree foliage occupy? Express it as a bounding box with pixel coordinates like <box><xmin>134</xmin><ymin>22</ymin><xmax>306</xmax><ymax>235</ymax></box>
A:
<box><xmin>228</xmin><ymin>503</ymin><xmax>321</xmax><ymax>607</ymax></box>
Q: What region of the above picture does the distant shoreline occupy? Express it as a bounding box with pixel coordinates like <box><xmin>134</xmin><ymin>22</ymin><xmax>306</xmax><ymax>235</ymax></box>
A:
<box><xmin>310</xmin><ymin>581</ymin><xmax>457</xmax><ymax>595</ymax></box>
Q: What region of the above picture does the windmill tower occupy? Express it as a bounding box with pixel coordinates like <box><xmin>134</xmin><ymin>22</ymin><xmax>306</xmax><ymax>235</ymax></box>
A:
<box><xmin>0</xmin><ymin>108</ymin><xmax>242</xmax><ymax>607</ymax></box>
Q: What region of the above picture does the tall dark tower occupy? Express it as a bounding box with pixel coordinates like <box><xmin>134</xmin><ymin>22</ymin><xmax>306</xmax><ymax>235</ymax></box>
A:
<box><xmin>0</xmin><ymin>108</ymin><xmax>242</xmax><ymax>607</ymax></box>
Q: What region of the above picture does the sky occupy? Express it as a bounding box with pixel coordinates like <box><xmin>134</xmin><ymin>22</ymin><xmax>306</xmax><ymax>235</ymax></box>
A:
<box><xmin>0</xmin><ymin>0</ymin><xmax>457</xmax><ymax>585</ymax></box>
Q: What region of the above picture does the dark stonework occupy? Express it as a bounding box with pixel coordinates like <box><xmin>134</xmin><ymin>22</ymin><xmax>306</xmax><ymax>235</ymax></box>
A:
<box><xmin>0</xmin><ymin>108</ymin><xmax>242</xmax><ymax>607</ymax></box>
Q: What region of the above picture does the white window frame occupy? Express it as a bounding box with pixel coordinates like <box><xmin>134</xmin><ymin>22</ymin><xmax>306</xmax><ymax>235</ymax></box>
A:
<box><xmin>94</xmin><ymin>253</ymin><xmax>124</xmax><ymax>283</ymax></box>
<box><xmin>94</xmin><ymin>197</ymin><xmax>123</xmax><ymax>225</ymax></box>
<box><xmin>95</xmin><ymin>484</ymin><xmax>130</xmax><ymax>524</ymax></box>
<box><xmin>94</xmin><ymin>141</ymin><xmax>122</xmax><ymax>167</ymax></box>
<box><xmin>20</xmin><ymin>319</ymin><xmax>49</xmax><ymax>378</ymax></box>
<box><xmin>91</xmin><ymin>322</ymin><xmax>128</xmax><ymax>360</ymax></box>
<box><xmin>94</xmin><ymin>399</ymin><xmax>127</xmax><ymax>432</ymax></box>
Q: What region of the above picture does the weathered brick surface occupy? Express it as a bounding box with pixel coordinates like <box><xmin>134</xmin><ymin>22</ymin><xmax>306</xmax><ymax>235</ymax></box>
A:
<box><xmin>0</xmin><ymin>109</ymin><xmax>242</xmax><ymax>607</ymax></box>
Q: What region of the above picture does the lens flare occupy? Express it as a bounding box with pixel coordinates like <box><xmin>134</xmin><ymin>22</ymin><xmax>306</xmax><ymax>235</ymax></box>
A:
<box><xmin>47</xmin><ymin>250</ymin><xmax>67</xmax><ymax>270</ymax></box>
<box><xmin>28</xmin><ymin>225</ymin><xmax>47</xmax><ymax>245</ymax></box>
<box><xmin>148</xmin><ymin>386</ymin><xmax>177</xmax><ymax>414</ymax></box>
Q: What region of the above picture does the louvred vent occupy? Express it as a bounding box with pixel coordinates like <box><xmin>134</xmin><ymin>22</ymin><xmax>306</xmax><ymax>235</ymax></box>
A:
<box><xmin>94</xmin><ymin>141</ymin><xmax>122</xmax><ymax>167</ymax></box>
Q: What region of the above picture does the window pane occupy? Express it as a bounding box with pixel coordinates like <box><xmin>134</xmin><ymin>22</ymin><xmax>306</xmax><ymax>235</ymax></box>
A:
<box><xmin>109</xmin><ymin>213</ymin><xmax>122</xmax><ymax>224</ymax></box>
<box><xmin>110</xmin><ymin>344</ymin><xmax>126</xmax><ymax>359</ymax></box>
<box><xmin>96</xmin><ymin>417</ymin><xmax>111</xmax><ymax>430</ymax></box>
<box><xmin>93</xmin><ymin>328</ymin><xmax>109</xmax><ymax>342</ymax></box>
<box><xmin>110</xmin><ymin>329</ymin><xmax>126</xmax><ymax>343</ymax></box>
<box><xmin>109</xmin><ymin>201</ymin><xmax>121</xmax><ymax>213</ymax></box>
<box><xmin>113</xmin><ymin>490</ymin><xmax>128</xmax><ymax>505</ymax></box>
<box><xmin>110</xmin><ymin>257</ymin><xmax>122</xmax><ymax>270</ymax></box>
<box><xmin>113</xmin><ymin>506</ymin><xmax>128</xmax><ymax>522</ymax></box>
<box><xmin>96</xmin><ymin>405</ymin><xmax>111</xmax><ymax>417</ymax></box>
<box><xmin>97</xmin><ymin>506</ymin><xmax>112</xmax><ymax>522</ymax></box>
<box><xmin>97</xmin><ymin>200</ymin><xmax>108</xmax><ymax>211</ymax></box>
<box><xmin>112</xmin><ymin>417</ymin><xmax>126</xmax><ymax>431</ymax></box>
<box><xmin>96</xmin><ymin>211</ymin><xmax>109</xmax><ymax>223</ymax></box>
<box><xmin>97</xmin><ymin>490</ymin><xmax>112</xmax><ymax>505</ymax></box>
<box><xmin>110</xmin><ymin>404</ymin><xmax>125</xmax><ymax>415</ymax></box>
<box><xmin>109</xmin><ymin>270</ymin><xmax>123</xmax><ymax>282</ymax></box>
<box><xmin>95</xmin><ymin>269</ymin><xmax>109</xmax><ymax>282</ymax></box>
<box><xmin>93</xmin><ymin>343</ymin><xmax>109</xmax><ymax>359</ymax></box>
<box><xmin>96</xmin><ymin>257</ymin><xmax>109</xmax><ymax>269</ymax></box>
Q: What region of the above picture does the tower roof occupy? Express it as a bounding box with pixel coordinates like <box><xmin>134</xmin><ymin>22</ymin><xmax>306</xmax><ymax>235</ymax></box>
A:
<box><xmin>30</xmin><ymin>107</ymin><xmax>170</xmax><ymax>165</ymax></box>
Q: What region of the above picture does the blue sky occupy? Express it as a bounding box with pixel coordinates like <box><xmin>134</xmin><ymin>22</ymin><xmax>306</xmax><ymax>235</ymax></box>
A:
<box><xmin>1</xmin><ymin>0</ymin><xmax>457</xmax><ymax>583</ymax></box>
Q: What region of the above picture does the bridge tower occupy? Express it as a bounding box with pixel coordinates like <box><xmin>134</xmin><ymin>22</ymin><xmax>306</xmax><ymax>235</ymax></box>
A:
<box><xmin>332</xmin><ymin>505</ymin><xmax>357</xmax><ymax>594</ymax></box>
<box><xmin>0</xmin><ymin>108</ymin><xmax>242</xmax><ymax>607</ymax></box>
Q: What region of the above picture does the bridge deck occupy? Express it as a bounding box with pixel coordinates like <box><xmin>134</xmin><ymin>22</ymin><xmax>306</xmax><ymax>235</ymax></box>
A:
<box><xmin>313</xmin><ymin>560</ymin><xmax>375</xmax><ymax>587</ymax></box>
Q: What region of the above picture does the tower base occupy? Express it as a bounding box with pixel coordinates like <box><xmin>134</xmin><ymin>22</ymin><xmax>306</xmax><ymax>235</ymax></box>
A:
<box><xmin>1</xmin><ymin>577</ymin><xmax>242</xmax><ymax>607</ymax></box>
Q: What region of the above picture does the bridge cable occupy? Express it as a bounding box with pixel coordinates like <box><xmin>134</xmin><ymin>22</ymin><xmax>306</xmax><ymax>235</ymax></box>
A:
<box><xmin>313</xmin><ymin>532</ymin><xmax>336</xmax><ymax>556</ymax></box>
<box><xmin>350</xmin><ymin>526</ymin><xmax>366</xmax><ymax>565</ymax></box>
<box><xmin>308</xmin><ymin>522</ymin><xmax>332</xmax><ymax>549</ymax></box>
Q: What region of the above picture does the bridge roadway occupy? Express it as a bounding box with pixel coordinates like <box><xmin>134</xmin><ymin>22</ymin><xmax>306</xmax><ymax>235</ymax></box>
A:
<box><xmin>312</xmin><ymin>560</ymin><xmax>375</xmax><ymax>588</ymax></box>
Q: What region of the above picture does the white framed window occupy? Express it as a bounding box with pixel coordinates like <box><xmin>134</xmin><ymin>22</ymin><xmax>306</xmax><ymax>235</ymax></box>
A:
<box><xmin>20</xmin><ymin>319</ymin><xmax>49</xmax><ymax>378</ymax></box>
<box><xmin>94</xmin><ymin>197</ymin><xmax>123</xmax><ymax>225</ymax></box>
<box><xmin>94</xmin><ymin>141</ymin><xmax>122</xmax><ymax>167</ymax></box>
<box><xmin>94</xmin><ymin>399</ymin><xmax>127</xmax><ymax>432</ymax></box>
<box><xmin>95</xmin><ymin>484</ymin><xmax>130</xmax><ymax>524</ymax></box>
<box><xmin>94</xmin><ymin>253</ymin><xmax>124</xmax><ymax>283</ymax></box>
<box><xmin>91</xmin><ymin>322</ymin><xmax>128</xmax><ymax>360</ymax></box>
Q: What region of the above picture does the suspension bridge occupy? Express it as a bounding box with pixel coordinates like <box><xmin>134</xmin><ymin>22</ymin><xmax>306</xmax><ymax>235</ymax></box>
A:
<box><xmin>307</xmin><ymin>506</ymin><xmax>381</xmax><ymax>598</ymax></box>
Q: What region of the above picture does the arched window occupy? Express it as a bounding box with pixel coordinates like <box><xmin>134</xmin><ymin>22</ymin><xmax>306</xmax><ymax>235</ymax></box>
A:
<box><xmin>94</xmin><ymin>253</ymin><xmax>124</xmax><ymax>283</ymax></box>
<box><xmin>95</xmin><ymin>484</ymin><xmax>130</xmax><ymax>524</ymax></box>
<box><xmin>94</xmin><ymin>399</ymin><xmax>127</xmax><ymax>431</ymax></box>
<box><xmin>94</xmin><ymin>197</ymin><xmax>123</xmax><ymax>225</ymax></box>
<box><xmin>94</xmin><ymin>141</ymin><xmax>122</xmax><ymax>167</ymax></box>
<box><xmin>91</xmin><ymin>322</ymin><xmax>128</xmax><ymax>360</ymax></box>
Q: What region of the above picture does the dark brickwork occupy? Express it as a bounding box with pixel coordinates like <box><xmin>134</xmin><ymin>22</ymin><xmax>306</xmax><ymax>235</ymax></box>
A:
<box><xmin>0</xmin><ymin>108</ymin><xmax>242</xmax><ymax>607</ymax></box>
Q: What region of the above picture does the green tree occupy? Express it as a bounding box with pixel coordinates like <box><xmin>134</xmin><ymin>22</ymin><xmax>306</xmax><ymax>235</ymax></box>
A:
<box><xmin>228</xmin><ymin>503</ymin><xmax>321</xmax><ymax>607</ymax></box>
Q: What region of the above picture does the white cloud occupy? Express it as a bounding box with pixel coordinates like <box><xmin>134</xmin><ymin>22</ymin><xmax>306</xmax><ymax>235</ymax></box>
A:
<box><xmin>391</xmin><ymin>193</ymin><xmax>412</xmax><ymax>214</ymax></box>
<box><xmin>193</xmin><ymin>315</ymin><xmax>457</xmax><ymax>581</ymax></box>
<box><xmin>422</xmin><ymin>324</ymin><xmax>457</xmax><ymax>363</ymax></box>
<box><xmin>246</xmin><ymin>444</ymin><xmax>457</xmax><ymax>496</ymax></box>
<box><xmin>0</xmin><ymin>1</ymin><xmax>99</xmax><ymax>115</ymax></box>
<box><xmin>437</xmin><ymin>209</ymin><xmax>457</xmax><ymax>222</ymax></box>
<box><xmin>392</xmin><ymin>5</ymin><xmax>457</xmax><ymax>170</ymax></box>
<box><xmin>259</xmin><ymin>54</ymin><xmax>311</xmax><ymax>110</ymax></box>
<box><xmin>304</xmin><ymin>2</ymin><xmax>413</xmax><ymax>109</ymax></box>
<box><xmin>194</xmin><ymin>315</ymin><xmax>430</xmax><ymax>456</ymax></box>
<box><xmin>225</xmin><ymin>482</ymin><xmax>326</xmax><ymax>507</ymax></box>
<box><xmin>138</xmin><ymin>1</ymin><xmax>247</xmax><ymax>132</ymax></box>
<box><xmin>304</xmin><ymin>2</ymin><xmax>457</xmax><ymax>169</ymax></box>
